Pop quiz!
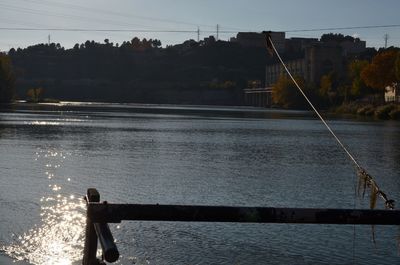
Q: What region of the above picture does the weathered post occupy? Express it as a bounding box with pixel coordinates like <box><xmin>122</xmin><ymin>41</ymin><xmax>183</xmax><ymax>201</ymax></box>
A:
<box><xmin>82</xmin><ymin>188</ymin><xmax>100</xmax><ymax>265</ymax></box>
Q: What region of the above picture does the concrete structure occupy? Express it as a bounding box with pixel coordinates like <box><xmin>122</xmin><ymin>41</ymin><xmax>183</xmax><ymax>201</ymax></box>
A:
<box><xmin>385</xmin><ymin>83</ymin><xmax>399</xmax><ymax>103</ymax></box>
<box><xmin>338</xmin><ymin>40</ymin><xmax>366</xmax><ymax>55</ymax></box>
<box><xmin>239</xmin><ymin>31</ymin><xmax>367</xmax><ymax>107</ymax></box>
<box><xmin>235</xmin><ymin>32</ymin><xmax>265</xmax><ymax>48</ymax></box>
<box><xmin>235</xmin><ymin>31</ymin><xmax>285</xmax><ymax>53</ymax></box>
<box><xmin>268</xmin><ymin>31</ymin><xmax>286</xmax><ymax>53</ymax></box>
<box><xmin>285</xmin><ymin>37</ymin><xmax>319</xmax><ymax>54</ymax></box>
<box><xmin>266</xmin><ymin>58</ymin><xmax>306</xmax><ymax>86</ymax></box>
<box><xmin>265</xmin><ymin>44</ymin><xmax>343</xmax><ymax>86</ymax></box>
<box><xmin>243</xmin><ymin>87</ymin><xmax>273</xmax><ymax>107</ymax></box>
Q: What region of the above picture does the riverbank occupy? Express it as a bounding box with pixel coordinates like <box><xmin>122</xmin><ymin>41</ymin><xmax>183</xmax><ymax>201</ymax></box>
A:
<box><xmin>332</xmin><ymin>102</ymin><xmax>400</xmax><ymax>120</ymax></box>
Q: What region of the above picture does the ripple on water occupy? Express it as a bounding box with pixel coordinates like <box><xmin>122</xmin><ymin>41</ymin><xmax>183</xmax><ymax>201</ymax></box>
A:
<box><xmin>2</xmin><ymin>195</ymin><xmax>86</xmax><ymax>265</ymax></box>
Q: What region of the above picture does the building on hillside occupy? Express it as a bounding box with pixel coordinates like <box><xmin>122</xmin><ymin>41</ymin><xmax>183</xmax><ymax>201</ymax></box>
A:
<box><xmin>265</xmin><ymin>44</ymin><xmax>343</xmax><ymax>87</ymax></box>
<box><xmin>234</xmin><ymin>31</ymin><xmax>286</xmax><ymax>53</ymax></box>
<box><xmin>285</xmin><ymin>37</ymin><xmax>319</xmax><ymax>54</ymax></box>
<box><xmin>385</xmin><ymin>83</ymin><xmax>399</xmax><ymax>103</ymax></box>
<box><xmin>337</xmin><ymin>40</ymin><xmax>366</xmax><ymax>55</ymax></box>
<box><xmin>320</xmin><ymin>39</ymin><xmax>366</xmax><ymax>56</ymax></box>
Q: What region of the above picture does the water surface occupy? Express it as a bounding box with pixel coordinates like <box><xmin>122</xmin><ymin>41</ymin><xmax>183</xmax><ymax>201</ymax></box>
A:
<box><xmin>0</xmin><ymin>103</ymin><xmax>399</xmax><ymax>265</ymax></box>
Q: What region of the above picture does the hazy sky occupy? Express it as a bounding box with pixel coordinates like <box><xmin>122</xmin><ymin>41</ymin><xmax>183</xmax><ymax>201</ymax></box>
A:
<box><xmin>1</xmin><ymin>0</ymin><xmax>399</xmax><ymax>51</ymax></box>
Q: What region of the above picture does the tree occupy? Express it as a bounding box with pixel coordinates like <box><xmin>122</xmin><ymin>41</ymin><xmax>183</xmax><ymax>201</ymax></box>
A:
<box><xmin>26</xmin><ymin>87</ymin><xmax>44</xmax><ymax>102</ymax></box>
<box><xmin>272</xmin><ymin>75</ymin><xmax>306</xmax><ymax>109</ymax></box>
<box><xmin>319</xmin><ymin>72</ymin><xmax>340</xmax><ymax>105</ymax></box>
<box><xmin>395</xmin><ymin>52</ymin><xmax>400</xmax><ymax>81</ymax></box>
<box><xmin>131</xmin><ymin>37</ymin><xmax>141</xmax><ymax>50</ymax></box>
<box><xmin>142</xmin><ymin>38</ymin><xmax>151</xmax><ymax>49</ymax></box>
<box><xmin>321</xmin><ymin>33</ymin><xmax>359</xmax><ymax>43</ymax></box>
<box><xmin>151</xmin><ymin>39</ymin><xmax>162</xmax><ymax>48</ymax></box>
<box><xmin>0</xmin><ymin>53</ymin><xmax>15</xmax><ymax>103</ymax></box>
<box><xmin>361</xmin><ymin>50</ymin><xmax>398</xmax><ymax>91</ymax></box>
<box><xmin>348</xmin><ymin>60</ymin><xmax>369</xmax><ymax>97</ymax></box>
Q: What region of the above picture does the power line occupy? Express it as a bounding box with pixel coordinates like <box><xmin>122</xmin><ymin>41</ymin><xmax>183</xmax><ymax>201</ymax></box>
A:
<box><xmin>0</xmin><ymin>3</ymin><xmax>151</xmax><ymax>29</ymax></box>
<box><xmin>285</xmin><ymin>24</ymin><xmax>400</xmax><ymax>32</ymax></box>
<box><xmin>0</xmin><ymin>27</ymin><xmax>197</xmax><ymax>33</ymax></box>
<box><xmin>1</xmin><ymin>24</ymin><xmax>400</xmax><ymax>34</ymax></box>
<box><xmin>12</xmin><ymin>0</ymin><xmax>217</xmax><ymax>29</ymax></box>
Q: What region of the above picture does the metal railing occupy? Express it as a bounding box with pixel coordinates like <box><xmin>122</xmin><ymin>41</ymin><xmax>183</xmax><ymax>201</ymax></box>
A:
<box><xmin>82</xmin><ymin>188</ymin><xmax>400</xmax><ymax>265</ymax></box>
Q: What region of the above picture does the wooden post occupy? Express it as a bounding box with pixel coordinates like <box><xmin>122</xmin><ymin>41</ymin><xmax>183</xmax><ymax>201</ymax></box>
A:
<box><xmin>82</xmin><ymin>188</ymin><xmax>100</xmax><ymax>265</ymax></box>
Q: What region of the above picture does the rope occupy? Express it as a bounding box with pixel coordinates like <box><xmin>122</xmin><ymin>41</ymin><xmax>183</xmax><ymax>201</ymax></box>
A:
<box><xmin>267</xmin><ymin>36</ymin><xmax>395</xmax><ymax>210</ymax></box>
<box><xmin>267</xmin><ymin>36</ymin><xmax>361</xmax><ymax>169</ymax></box>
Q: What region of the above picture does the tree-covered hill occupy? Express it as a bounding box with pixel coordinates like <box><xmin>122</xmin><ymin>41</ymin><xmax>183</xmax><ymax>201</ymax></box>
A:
<box><xmin>9</xmin><ymin>38</ymin><xmax>271</xmax><ymax>105</ymax></box>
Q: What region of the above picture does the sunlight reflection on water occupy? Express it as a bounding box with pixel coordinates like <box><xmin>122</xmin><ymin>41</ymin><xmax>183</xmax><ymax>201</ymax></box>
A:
<box><xmin>2</xmin><ymin>149</ymin><xmax>86</xmax><ymax>265</ymax></box>
<box><xmin>1</xmin><ymin>107</ymin><xmax>399</xmax><ymax>265</ymax></box>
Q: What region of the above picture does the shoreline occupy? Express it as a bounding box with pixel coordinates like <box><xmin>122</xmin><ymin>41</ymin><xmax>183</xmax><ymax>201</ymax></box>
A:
<box><xmin>331</xmin><ymin>102</ymin><xmax>400</xmax><ymax>120</ymax></box>
<box><xmin>2</xmin><ymin>100</ymin><xmax>400</xmax><ymax>121</ymax></box>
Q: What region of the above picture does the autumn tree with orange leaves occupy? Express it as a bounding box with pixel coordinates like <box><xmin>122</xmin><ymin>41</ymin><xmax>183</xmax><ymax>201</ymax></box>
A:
<box><xmin>360</xmin><ymin>50</ymin><xmax>399</xmax><ymax>91</ymax></box>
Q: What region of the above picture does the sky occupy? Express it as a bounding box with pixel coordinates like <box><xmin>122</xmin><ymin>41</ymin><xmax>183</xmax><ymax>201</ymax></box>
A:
<box><xmin>1</xmin><ymin>0</ymin><xmax>400</xmax><ymax>51</ymax></box>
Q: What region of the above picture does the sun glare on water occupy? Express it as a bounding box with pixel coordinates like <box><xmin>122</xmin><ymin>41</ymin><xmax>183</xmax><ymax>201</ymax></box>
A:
<box><xmin>2</xmin><ymin>149</ymin><xmax>87</xmax><ymax>265</ymax></box>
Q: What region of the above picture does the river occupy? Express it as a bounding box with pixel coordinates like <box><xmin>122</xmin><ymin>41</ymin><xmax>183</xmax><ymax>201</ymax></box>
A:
<box><xmin>0</xmin><ymin>102</ymin><xmax>399</xmax><ymax>265</ymax></box>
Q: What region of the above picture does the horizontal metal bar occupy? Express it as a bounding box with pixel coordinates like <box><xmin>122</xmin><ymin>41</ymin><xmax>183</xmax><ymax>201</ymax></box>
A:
<box><xmin>87</xmin><ymin>203</ymin><xmax>400</xmax><ymax>225</ymax></box>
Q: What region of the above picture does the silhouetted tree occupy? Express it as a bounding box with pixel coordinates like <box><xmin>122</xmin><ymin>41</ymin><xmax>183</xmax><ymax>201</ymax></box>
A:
<box><xmin>321</xmin><ymin>33</ymin><xmax>359</xmax><ymax>43</ymax></box>
<box><xmin>151</xmin><ymin>39</ymin><xmax>162</xmax><ymax>48</ymax></box>
<box><xmin>7</xmin><ymin>37</ymin><xmax>270</xmax><ymax>105</ymax></box>
<box><xmin>0</xmin><ymin>53</ymin><xmax>15</xmax><ymax>102</ymax></box>
<box><xmin>131</xmin><ymin>37</ymin><xmax>140</xmax><ymax>50</ymax></box>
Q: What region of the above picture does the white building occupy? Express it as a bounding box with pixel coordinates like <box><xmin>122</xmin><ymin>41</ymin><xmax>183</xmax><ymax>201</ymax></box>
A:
<box><xmin>385</xmin><ymin>83</ymin><xmax>399</xmax><ymax>103</ymax></box>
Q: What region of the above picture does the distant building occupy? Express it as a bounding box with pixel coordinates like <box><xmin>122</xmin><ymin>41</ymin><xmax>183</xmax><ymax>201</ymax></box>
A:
<box><xmin>235</xmin><ymin>32</ymin><xmax>265</xmax><ymax>48</ymax></box>
<box><xmin>323</xmin><ymin>39</ymin><xmax>367</xmax><ymax>56</ymax></box>
<box><xmin>385</xmin><ymin>83</ymin><xmax>399</xmax><ymax>103</ymax></box>
<box><xmin>266</xmin><ymin>44</ymin><xmax>343</xmax><ymax>86</ymax></box>
<box><xmin>202</xmin><ymin>35</ymin><xmax>216</xmax><ymax>46</ymax></box>
<box><xmin>237</xmin><ymin>31</ymin><xmax>368</xmax><ymax>107</ymax></box>
<box><xmin>266</xmin><ymin>58</ymin><xmax>305</xmax><ymax>86</ymax></box>
<box><xmin>285</xmin><ymin>37</ymin><xmax>319</xmax><ymax>54</ymax></box>
<box><xmin>338</xmin><ymin>40</ymin><xmax>366</xmax><ymax>55</ymax></box>
<box><xmin>235</xmin><ymin>31</ymin><xmax>286</xmax><ymax>53</ymax></box>
<box><xmin>268</xmin><ymin>31</ymin><xmax>286</xmax><ymax>53</ymax></box>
